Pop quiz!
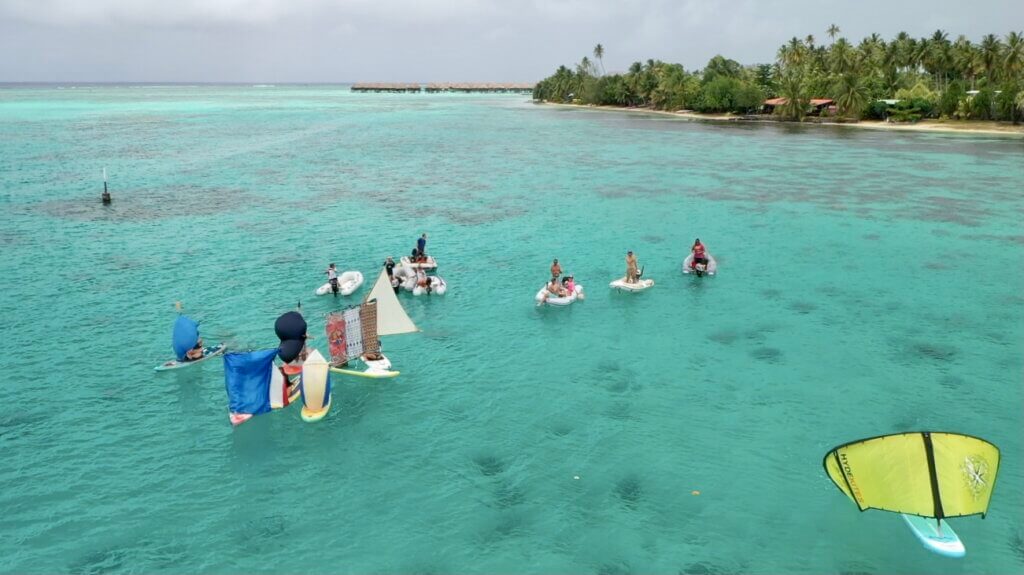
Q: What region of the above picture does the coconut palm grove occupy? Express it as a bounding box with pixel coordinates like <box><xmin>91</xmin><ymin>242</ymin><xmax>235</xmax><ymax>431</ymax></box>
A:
<box><xmin>533</xmin><ymin>28</ymin><xmax>1024</xmax><ymax>123</ymax></box>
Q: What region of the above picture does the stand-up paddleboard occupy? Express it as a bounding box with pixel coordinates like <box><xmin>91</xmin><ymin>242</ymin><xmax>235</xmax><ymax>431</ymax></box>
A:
<box><xmin>300</xmin><ymin>349</ymin><xmax>331</xmax><ymax>422</ymax></box>
<box><xmin>682</xmin><ymin>253</ymin><xmax>718</xmax><ymax>276</ymax></box>
<box><xmin>155</xmin><ymin>344</ymin><xmax>225</xmax><ymax>372</ymax></box>
<box><xmin>329</xmin><ymin>354</ymin><xmax>400</xmax><ymax>379</ymax></box>
<box><xmin>610</xmin><ymin>277</ymin><xmax>654</xmax><ymax>291</ymax></box>
<box><xmin>901</xmin><ymin>514</ymin><xmax>966</xmax><ymax>558</ymax></box>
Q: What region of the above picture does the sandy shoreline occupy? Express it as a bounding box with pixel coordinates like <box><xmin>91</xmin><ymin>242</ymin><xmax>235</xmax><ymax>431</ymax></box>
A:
<box><xmin>538</xmin><ymin>102</ymin><xmax>1024</xmax><ymax>137</ymax></box>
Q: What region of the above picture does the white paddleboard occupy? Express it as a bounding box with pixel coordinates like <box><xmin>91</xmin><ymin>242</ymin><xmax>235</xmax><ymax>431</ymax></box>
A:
<box><xmin>154</xmin><ymin>344</ymin><xmax>226</xmax><ymax>372</ymax></box>
<box><xmin>901</xmin><ymin>514</ymin><xmax>965</xmax><ymax>558</ymax></box>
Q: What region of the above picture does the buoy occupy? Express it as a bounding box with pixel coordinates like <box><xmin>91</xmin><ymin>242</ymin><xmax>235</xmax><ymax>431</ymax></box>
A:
<box><xmin>691</xmin><ymin>490</ymin><xmax>700</xmax><ymax>496</ymax></box>
<box><xmin>101</xmin><ymin>168</ymin><xmax>111</xmax><ymax>204</ymax></box>
<box><xmin>573</xmin><ymin>475</ymin><xmax>580</xmax><ymax>480</ymax></box>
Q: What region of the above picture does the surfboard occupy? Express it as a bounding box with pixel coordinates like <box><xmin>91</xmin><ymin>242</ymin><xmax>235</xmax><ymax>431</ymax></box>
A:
<box><xmin>900</xmin><ymin>514</ymin><xmax>965</xmax><ymax>558</ymax></box>
<box><xmin>301</xmin><ymin>397</ymin><xmax>331</xmax><ymax>422</ymax></box>
<box><xmin>329</xmin><ymin>366</ymin><xmax>401</xmax><ymax>379</ymax></box>
<box><xmin>154</xmin><ymin>344</ymin><xmax>226</xmax><ymax>372</ymax></box>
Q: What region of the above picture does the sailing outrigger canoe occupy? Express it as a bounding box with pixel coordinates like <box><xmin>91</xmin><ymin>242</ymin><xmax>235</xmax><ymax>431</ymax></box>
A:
<box><xmin>326</xmin><ymin>267</ymin><xmax>418</xmax><ymax>379</ymax></box>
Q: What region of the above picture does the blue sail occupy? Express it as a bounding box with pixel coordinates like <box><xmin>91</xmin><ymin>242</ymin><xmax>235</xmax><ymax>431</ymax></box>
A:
<box><xmin>223</xmin><ymin>349</ymin><xmax>279</xmax><ymax>421</ymax></box>
<box><xmin>172</xmin><ymin>315</ymin><xmax>200</xmax><ymax>361</ymax></box>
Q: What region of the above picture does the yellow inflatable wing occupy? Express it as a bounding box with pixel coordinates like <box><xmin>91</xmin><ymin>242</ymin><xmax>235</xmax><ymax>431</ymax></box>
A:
<box><xmin>823</xmin><ymin>432</ymin><xmax>999</xmax><ymax>519</ymax></box>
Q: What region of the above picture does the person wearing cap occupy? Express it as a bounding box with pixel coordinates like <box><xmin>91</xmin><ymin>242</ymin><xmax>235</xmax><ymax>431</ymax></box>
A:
<box><xmin>625</xmin><ymin>251</ymin><xmax>639</xmax><ymax>283</ymax></box>
<box><xmin>550</xmin><ymin>258</ymin><xmax>562</xmax><ymax>281</ymax></box>
<box><xmin>325</xmin><ymin>263</ymin><xmax>339</xmax><ymax>296</ymax></box>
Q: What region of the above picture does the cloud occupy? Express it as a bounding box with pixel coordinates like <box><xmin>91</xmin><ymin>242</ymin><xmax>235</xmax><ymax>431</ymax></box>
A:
<box><xmin>0</xmin><ymin>0</ymin><xmax>1021</xmax><ymax>81</ymax></box>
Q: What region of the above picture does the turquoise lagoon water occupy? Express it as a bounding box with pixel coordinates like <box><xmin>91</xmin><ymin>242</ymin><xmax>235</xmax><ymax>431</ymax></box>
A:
<box><xmin>1</xmin><ymin>85</ymin><xmax>1022</xmax><ymax>574</ymax></box>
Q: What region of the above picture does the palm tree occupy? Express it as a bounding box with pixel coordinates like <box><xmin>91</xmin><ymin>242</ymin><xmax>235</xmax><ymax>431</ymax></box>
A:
<box><xmin>805</xmin><ymin>34</ymin><xmax>816</xmax><ymax>49</ymax></box>
<box><xmin>978</xmin><ymin>34</ymin><xmax>1002</xmax><ymax>82</ymax></box>
<box><xmin>778</xmin><ymin>72</ymin><xmax>808</xmax><ymax>121</ymax></box>
<box><xmin>827</xmin><ymin>24</ymin><xmax>841</xmax><ymax>44</ymax></box>
<box><xmin>593</xmin><ymin>44</ymin><xmax>606</xmax><ymax>76</ymax></box>
<box><xmin>834</xmin><ymin>73</ymin><xmax>870</xmax><ymax>118</ymax></box>
<box><xmin>830</xmin><ymin>38</ymin><xmax>855</xmax><ymax>75</ymax></box>
<box><xmin>1005</xmin><ymin>32</ymin><xmax>1024</xmax><ymax>80</ymax></box>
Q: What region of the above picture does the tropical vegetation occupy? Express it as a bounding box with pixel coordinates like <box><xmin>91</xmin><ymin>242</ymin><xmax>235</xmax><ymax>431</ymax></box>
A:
<box><xmin>533</xmin><ymin>28</ymin><xmax>1024</xmax><ymax>123</ymax></box>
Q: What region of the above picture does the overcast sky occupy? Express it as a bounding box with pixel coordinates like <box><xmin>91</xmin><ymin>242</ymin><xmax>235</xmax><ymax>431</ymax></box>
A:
<box><xmin>1</xmin><ymin>0</ymin><xmax>1020</xmax><ymax>82</ymax></box>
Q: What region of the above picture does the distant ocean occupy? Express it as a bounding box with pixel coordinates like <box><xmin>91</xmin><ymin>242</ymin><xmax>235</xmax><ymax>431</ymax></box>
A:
<box><xmin>1</xmin><ymin>84</ymin><xmax>1021</xmax><ymax>574</ymax></box>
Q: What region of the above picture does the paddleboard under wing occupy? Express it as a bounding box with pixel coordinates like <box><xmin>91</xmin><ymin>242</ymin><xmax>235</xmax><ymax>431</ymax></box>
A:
<box><xmin>822</xmin><ymin>432</ymin><xmax>999</xmax><ymax>558</ymax></box>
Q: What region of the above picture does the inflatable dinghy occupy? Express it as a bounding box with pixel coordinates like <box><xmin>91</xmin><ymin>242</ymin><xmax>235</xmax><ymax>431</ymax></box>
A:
<box><xmin>535</xmin><ymin>284</ymin><xmax>584</xmax><ymax>306</ymax></box>
<box><xmin>392</xmin><ymin>265</ymin><xmax>418</xmax><ymax>291</ymax></box>
<box><xmin>682</xmin><ymin>253</ymin><xmax>718</xmax><ymax>276</ymax></box>
<box><xmin>400</xmin><ymin>255</ymin><xmax>438</xmax><ymax>271</ymax></box>
<box><xmin>315</xmin><ymin>271</ymin><xmax>364</xmax><ymax>296</ymax></box>
<box><xmin>610</xmin><ymin>277</ymin><xmax>655</xmax><ymax>291</ymax></box>
<box><xmin>413</xmin><ymin>276</ymin><xmax>447</xmax><ymax>296</ymax></box>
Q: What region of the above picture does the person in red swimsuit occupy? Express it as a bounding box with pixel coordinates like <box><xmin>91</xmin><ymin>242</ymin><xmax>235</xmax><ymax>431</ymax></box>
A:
<box><xmin>691</xmin><ymin>238</ymin><xmax>707</xmax><ymax>269</ymax></box>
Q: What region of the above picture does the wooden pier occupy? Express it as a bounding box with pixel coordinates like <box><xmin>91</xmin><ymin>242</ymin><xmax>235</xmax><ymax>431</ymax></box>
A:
<box><xmin>351</xmin><ymin>82</ymin><xmax>534</xmax><ymax>94</ymax></box>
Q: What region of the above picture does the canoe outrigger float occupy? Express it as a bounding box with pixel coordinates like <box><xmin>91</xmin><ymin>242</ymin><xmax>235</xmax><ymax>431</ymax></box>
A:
<box><xmin>823</xmin><ymin>432</ymin><xmax>1000</xmax><ymax>558</ymax></box>
<box><xmin>326</xmin><ymin>267</ymin><xmax>419</xmax><ymax>379</ymax></box>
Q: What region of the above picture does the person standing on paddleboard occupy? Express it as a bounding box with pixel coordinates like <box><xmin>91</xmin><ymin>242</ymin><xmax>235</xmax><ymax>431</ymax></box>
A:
<box><xmin>326</xmin><ymin>263</ymin><xmax>339</xmax><ymax>296</ymax></box>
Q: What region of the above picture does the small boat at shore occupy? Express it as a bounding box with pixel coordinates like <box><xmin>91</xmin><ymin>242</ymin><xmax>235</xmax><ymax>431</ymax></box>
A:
<box><xmin>315</xmin><ymin>271</ymin><xmax>364</xmax><ymax>296</ymax></box>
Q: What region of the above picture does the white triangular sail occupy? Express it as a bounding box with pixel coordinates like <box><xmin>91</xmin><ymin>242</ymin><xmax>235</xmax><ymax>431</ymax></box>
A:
<box><xmin>365</xmin><ymin>268</ymin><xmax>418</xmax><ymax>336</ymax></box>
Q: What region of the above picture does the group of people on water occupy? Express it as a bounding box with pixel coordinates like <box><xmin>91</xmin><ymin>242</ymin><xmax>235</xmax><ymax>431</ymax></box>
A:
<box><xmin>545</xmin><ymin>238</ymin><xmax>709</xmax><ymax>289</ymax></box>
<box><xmin>544</xmin><ymin>259</ymin><xmax>579</xmax><ymax>298</ymax></box>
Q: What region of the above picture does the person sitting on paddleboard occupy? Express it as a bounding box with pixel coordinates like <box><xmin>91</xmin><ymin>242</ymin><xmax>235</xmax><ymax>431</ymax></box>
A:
<box><xmin>326</xmin><ymin>263</ymin><xmax>339</xmax><ymax>295</ymax></box>
<box><xmin>551</xmin><ymin>258</ymin><xmax>562</xmax><ymax>281</ymax></box>
<box><xmin>626</xmin><ymin>251</ymin><xmax>639</xmax><ymax>283</ymax></box>
<box><xmin>691</xmin><ymin>238</ymin><xmax>708</xmax><ymax>269</ymax></box>
<box><xmin>184</xmin><ymin>338</ymin><xmax>204</xmax><ymax>361</ymax></box>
